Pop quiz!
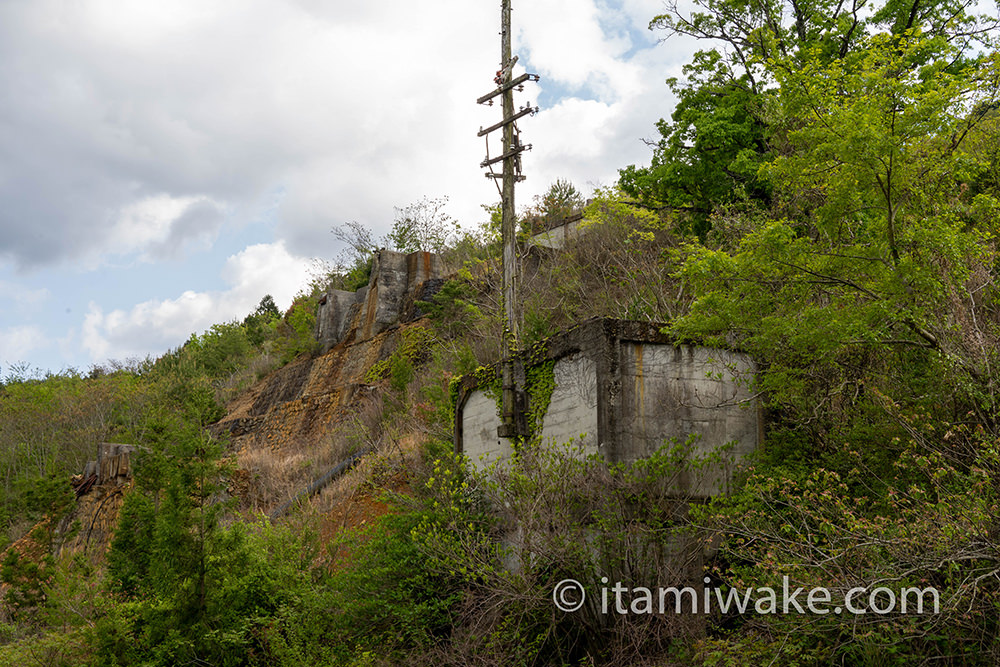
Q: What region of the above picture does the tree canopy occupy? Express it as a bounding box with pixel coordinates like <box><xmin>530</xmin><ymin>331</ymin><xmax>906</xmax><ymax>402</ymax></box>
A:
<box><xmin>620</xmin><ymin>0</ymin><xmax>999</xmax><ymax>235</ymax></box>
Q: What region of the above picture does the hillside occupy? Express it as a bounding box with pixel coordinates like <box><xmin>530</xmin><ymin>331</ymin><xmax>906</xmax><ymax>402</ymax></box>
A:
<box><xmin>2</xmin><ymin>6</ymin><xmax>1000</xmax><ymax>664</ymax></box>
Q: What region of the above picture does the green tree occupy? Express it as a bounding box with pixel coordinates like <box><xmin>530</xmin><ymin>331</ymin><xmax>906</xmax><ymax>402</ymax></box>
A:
<box><xmin>274</xmin><ymin>293</ymin><xmax>319</xmax><ymax>363</ymax></box>
<box><xmin>621</xmin><ymin>0</ymin><xmax>998</xmax><ymax>234</ymax></box>
<box><xmin>387</xmin><ymin>195</ymin><xmax>461</xmax><ymax>253</ymax></box>
<box><xmin>1</xmin><ymin>547</ymin><xmax>55</xmax><ymax>624</ymax></box>
<box><xmin>671</xmin><ymin>34</ymin><xmax>1000</xmax><ymax>420</ymax></box>
<box><xmin>102</xmin><ymin>423</ymin><xmax>286</xmax><ymax>665</ymax></box>
<box><xmin>0</xmin><ymin>368</ymin><xmax>157</xmax><ymax>540</ymax></box>
<box><xmin>184</xmin><ymin>321</ymin><xmax>252</xmax><ymax>379</ymax></box>
<box><xmin>523</xmin><ymin>179</ymin><xmax>585</xmax><ymax>234</ymax></box>
<box><xmin>242</xmin><ymin>294</ymin><xmax>280</xmax><ymax>347</ymax></box>
<box><xmin>662</xmin><ymin>28</ymin><xmax>1000</xmax><ymax>664</ymax></box>
<box><xmin>619</xmin><ymin>53</ymin><xmax>770</xmax><ymax>236</ymax></box>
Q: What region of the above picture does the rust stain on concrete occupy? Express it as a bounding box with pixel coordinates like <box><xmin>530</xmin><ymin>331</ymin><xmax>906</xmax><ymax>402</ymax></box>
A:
<box><xmin>635</xmin><ymin>344</ymin><xmax>645</xmax><ymax>424</ymax></box>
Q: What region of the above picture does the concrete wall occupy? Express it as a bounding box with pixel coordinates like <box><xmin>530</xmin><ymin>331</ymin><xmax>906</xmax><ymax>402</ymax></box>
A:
<box><xmin>537</xmin><ymin>352</ymin><xmax>599</xmax><ymax>456</ymax></box>
<box><xmin>362</xmin><ymin>249</ymin><xmax>444</xmax><ymax>340</ymax></box>
<box><xmin>459</xmin><ymin>389</ymin><xmax>516</xmax><ymax>469</ymax></box>
<box><xmin>78</xmin><ymin>442</ymin><xmax>136</xmax><ymax>490</ymax></box>
<box><xmin>315</xmin><ymin>288</ymin><xmax>368</xmax><ymax>352</ymax></box>
<box><xmin>616</xmin><ymin>344</ymin><xmax>758</xmax><ymax>497</ymax></box>
<box><xmin>455</xmin><ymin>319</ymin><xmax>760</xmax><ymax>496</ymax></box>
<box><xmin>315</xmin><ymin>249</ymin><xmax>447</xmax><ymax>352</ymax></box>
<box><xmin>526</xmin><ymin>213</ymin><xmax>585</xmax><ymax>250</ymax></box>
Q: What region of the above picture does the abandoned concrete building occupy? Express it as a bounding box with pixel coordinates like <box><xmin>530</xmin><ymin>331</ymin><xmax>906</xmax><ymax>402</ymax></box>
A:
<box><xmin>312</xmin><ymin>246</ymin><xmax>762</xmax><ymax>498</ymax></box>
<box><xmin>453</xmin><ymin>318</ymin><xmax>760</xmax><ymax>498</ymax></box>
<box><xmin>310</xmin><ymin>243</ymin><xmax>760</xmax><ymax>503</ymax></box>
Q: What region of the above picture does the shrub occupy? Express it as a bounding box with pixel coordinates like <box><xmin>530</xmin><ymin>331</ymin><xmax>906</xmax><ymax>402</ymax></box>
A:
<box><xmin>323</xmin><ymin>506</ymin><xmax>463</xmax><ymax>660</ymax></box>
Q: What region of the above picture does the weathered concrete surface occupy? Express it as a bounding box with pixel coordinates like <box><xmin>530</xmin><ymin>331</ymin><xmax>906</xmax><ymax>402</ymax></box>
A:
<box><xmin>315</xmin><ymin>249</ymin><xmax>448</xmax><ymax>353</ymax></box>
<box><xmin>455</xmin><ymin>319</ymin><xmax>761</xmax><ymax>497</ymax></box>
<box><xmin>618</xmin><ymin>344</ymin><xmax>757</xmax><ymax>496</ymax></box>
<box><xmin>454</xmin><ymin>389</ymin><xmax>516</xmax><ymax>469</ymax></box>
<box><xmin>79</xmin><ymin>442</ymin><xmax>136</xmax><ymax>487</ymax></box>
<box><xmin>525</xmin><ymin>212</ymin><xmax>585</xmax><ymax>250</ymax></box>
<box><xmin>537</xmin><ymin>353</ymin><xmax>599</xmax><ymax>455</ymax></box>
<box><xmin>459</xmin><ymin>352</ymin><xmax>602</xmax><ymax>469</ymax></box>
<box><xmin>315</xmin><ymin>288</ymin><xmax>368</xmax><ymax>351</ymax></box>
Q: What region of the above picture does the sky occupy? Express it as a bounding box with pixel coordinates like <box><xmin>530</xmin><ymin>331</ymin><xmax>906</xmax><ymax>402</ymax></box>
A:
<box><xmin>0</xmin><ymin>0</ymin><xmax>699</xmax><ymax>376</ymax></box>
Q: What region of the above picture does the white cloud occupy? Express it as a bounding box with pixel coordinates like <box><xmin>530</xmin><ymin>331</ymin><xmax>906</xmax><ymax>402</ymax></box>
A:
<box><xmin>0</xmin><ymin>282</ymin><xmax>51</xmax><ymax>310</ymax></box>
<box><xmin>0</xmin><ymin>0</ymin><xmax>501</xmax><ymax>269</ymax></box>
<box><xmin>0</xmin><ymin>325</ymin><xmax>48</xmax><ymax>363</ymax></box>
<box><xmin>0</xmin><ymin>0</ymin><xmax>706</xmax><ymax>372</ymax></box>
<box><xmin>81</xmin><ymin>241</ymin><xmax>311</xmax><ymax>362</ymax></box>
<box><xmin>102</xmin><ymin>194</ymin><xmax>224</xmax><ymax>263</ymax></box>
<box><xmin>0</xmin><ymin>0</ymin><xmax>692</xmax><ymax>272</ymax></box>
<box><xmin>517</xmin><ymin>0</ymin><xmax>656</xmax><ymax>104</ymax></box>
<box><xmin>509</xmin><ymin>1</ymin><xmax>695</xmax><ymax>203</ymax></box>
<box><xmin>221</xmin><ymin>242</ymin><xmax>314</xmax><ymax>307</ymax></box>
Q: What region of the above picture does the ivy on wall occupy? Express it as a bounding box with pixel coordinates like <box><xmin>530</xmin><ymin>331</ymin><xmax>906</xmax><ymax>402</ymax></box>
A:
<box><xmin>453</xmin><ymin>339</ymin><xmax>558</xmax><ymax>448</ymax></box>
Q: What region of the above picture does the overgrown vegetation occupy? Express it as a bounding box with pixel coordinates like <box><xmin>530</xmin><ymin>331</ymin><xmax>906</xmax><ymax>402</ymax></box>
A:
<box><xmin>3</xmin><ymin>1</ymin><xmax>1000</xmax><ymax>663</ymax></box>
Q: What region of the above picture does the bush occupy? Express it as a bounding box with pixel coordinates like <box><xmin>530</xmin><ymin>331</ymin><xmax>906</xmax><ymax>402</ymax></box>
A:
<box><xmin>274</xmin><ymin>295</ymin><xmax>320</xmax><ymax>364</ymax></box>
<box><xmin>1</xmin><ymin>548</ymin><xmax>55</xmax><ymax>625</ymax></box>
<box><xmin>324</xmin><ymin>508</ymin><xmax>462</xmax><ymax>658</ymax></box>
<box><xmin>401</xmin><ymin>442</ymin><xmax>715</xmax><ymax>666</ymax></box>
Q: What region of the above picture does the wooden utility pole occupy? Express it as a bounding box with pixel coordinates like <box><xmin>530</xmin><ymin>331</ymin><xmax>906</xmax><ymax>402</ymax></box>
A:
<box><xmin>478</xmin><ymin>0</ymin><xmax>538</xmax><ymax>438</ymax></box>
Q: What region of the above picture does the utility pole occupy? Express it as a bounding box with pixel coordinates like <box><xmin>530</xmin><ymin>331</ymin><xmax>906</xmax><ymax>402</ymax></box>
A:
<box><xmin>477</xmin><ymin>0</ymin><xmax>538</xmax><ymax>439</ymax></box>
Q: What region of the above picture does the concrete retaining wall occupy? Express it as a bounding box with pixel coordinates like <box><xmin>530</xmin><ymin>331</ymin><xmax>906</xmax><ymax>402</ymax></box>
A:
<box><xmin>525</xmin><ymin>212</ymin><xmax>585</xmax><ymax>250</ymax></box>
<box><xmin>315</xmin><ymin>249</ymin><xmax>448</xmax><ymax>353</ymax></box>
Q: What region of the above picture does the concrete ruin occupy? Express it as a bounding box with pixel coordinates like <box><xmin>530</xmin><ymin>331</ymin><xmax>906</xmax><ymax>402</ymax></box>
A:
<box><xmin>314</xmin><ymin>249</ymin><xmax>449</xmax><ymax>353</ymax></box>
<box><xmin>453</xmin><ymin>318</ymin><xmax>760</xmax><ymax>498</ymax></box>
<box><xmin>525</xmin><ymin>211</ymin><xmax>586</xmax><ymax>250</ymax></box>
<box><xmin>73</xmin><ymin>442</ymin><xmax>136</xmax><ymax>496</ymax></box>
<box><xmin>55</xmin><ymin>442</ymin><xmax>137</xmax><ymax>560</ymax></box>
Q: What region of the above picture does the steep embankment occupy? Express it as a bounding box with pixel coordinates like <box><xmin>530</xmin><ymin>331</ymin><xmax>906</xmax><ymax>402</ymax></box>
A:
<box><xmin>38</xmin><ymin>248</ymin><xmax>449</xmax><ymax>565</ymax></box>
<box><xmin>215</xmin><ymin>325</ymin><xmax>405</xmax><ymax>515</ymax></box>
<box><xmin>212</xmin><ymin>248</ymin><xmax>448</xmax><ymax>516</ymax></box>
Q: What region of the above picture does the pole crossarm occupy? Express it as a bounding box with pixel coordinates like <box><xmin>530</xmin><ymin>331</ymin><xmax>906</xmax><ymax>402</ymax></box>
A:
<box><xmin>477</xmin><ymin>73</ymin><xmax>540</xmax><ymax>105</ymax></box>
<box><xmin>477</xmin><ymin>106</ymin><xmax>538</xmax><ymax>137</ymax></box>
<box><xmin>480</xmin><ymin>144</ymin><xmax>533</xmax><ymax>168</ymax></box>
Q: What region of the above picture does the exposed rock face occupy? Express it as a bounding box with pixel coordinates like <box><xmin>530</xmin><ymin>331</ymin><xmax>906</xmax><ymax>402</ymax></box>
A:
<box><xmin>55</xmin><ymin>482</ymin><xmax>130</xmax><ymax>560</ymax></box>
<box><xmin>212</xmin><ymin>329</ymin><xmax>393</xmax><ymax>452</ymax></box>
<box><xmin>217</xmin><ymin>248</ymin><xmax>449</xmax><ymax>456</ymax></box>
<box><xmin>314</xmin><ymin>249</ymin><xmax>448</xmax><ymax>353</ymax></box>
<box><xmin>208</xmin><ymin>248</ymin><xmax>449</xmax><ymax>513</ymax></box>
